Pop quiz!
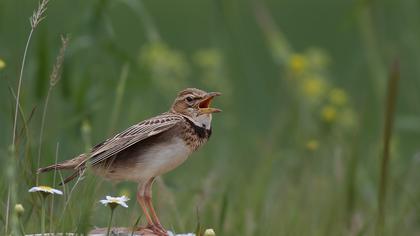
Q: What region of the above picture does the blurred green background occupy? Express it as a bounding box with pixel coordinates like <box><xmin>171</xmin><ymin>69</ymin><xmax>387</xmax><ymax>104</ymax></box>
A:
<box><xmin>1</xmin><ymin>0</ymin><xmax>420</xmax><ymax>235</ymax></box>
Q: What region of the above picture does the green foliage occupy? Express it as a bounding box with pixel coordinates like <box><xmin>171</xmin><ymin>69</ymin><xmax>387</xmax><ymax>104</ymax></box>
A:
<box><xmin>0</xmin><ymin>0</ymin><xmax>419</xmax><ymax>235</ymax></box>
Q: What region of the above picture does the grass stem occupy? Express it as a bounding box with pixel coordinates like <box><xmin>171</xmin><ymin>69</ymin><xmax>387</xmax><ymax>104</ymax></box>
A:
<box><xmin>108</xmin><ymin>63</ymin><xmax>130</xmax><ymax>135</ymax></box>
<box><xmin>5</xmin><ymin>187</ymin><xmax>11</xmax><ymax>235</ymax></box>
<box><xmin>36</xmin><ymin>35</ymin><xmax>68</xmax><ymax>185</ymax></box>
<box><xmin>12</xmin><ymin>29</ymin><xmax>34</xmax><ymax>147</ymax></box>
<box><xmin>18</xmin><ymin>218</ymin><xmax>26</xmax><ymax>236</ymax></box>
<box><xmin>41</xmin><ymin>197</ymin><xmax>47</xmax><ymax>236</ymax></box>
<box><xmin>106</xmin><ymin>208</ymin><xmax>115</xmax><ymax>236</ymax></box>
<box><xmin>376</xmin><ymin>60</ymin><xmax>400</xmax><ymax>235</ymax></box>
<box><xmin>9</xmin><ymin>2</ymin><xmax>50</xmax><ymax>234</ymax></box>
<box><xmin>49</xmin><ymin>143</ymin><xmax>60</xmax><ymax>233</ymax></box>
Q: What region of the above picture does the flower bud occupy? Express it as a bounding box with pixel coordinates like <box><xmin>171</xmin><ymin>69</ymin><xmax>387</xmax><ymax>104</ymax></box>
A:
<box><xmin>204</xmin><ymin>228</ymin><xmax>216</xmax><ymax>236</ymax></box>
<box><xmin>14</xmin><ymin>204</ymin><xmax>24</xmax><ymax>217</ymax></box>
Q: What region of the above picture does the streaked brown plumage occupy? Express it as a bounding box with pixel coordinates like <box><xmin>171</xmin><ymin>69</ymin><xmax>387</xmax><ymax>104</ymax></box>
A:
<box><xmin>37</xmin><ymin>88</ymin><xmax>221</xmax><ymax>236</ymax></box>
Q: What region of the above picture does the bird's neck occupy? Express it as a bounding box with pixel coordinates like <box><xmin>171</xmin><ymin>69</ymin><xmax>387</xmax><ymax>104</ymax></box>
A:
<box><xmin>169</xmin><ymin>110</ymin><xmax>213</xmax><ymax>130</ymax></box>
<box><xmin>184</xmin><ymin>116</ymin><xmax>212</xmax><ymax>141</ymax></box>
<box><xmin>184</xmin><ymin>114</ymin><xmax>212</xmax><ymax>130</ymax></box>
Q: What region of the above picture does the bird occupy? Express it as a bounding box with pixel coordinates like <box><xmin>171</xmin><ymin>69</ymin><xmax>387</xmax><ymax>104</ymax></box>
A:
<box><xmin>37</xmin><ymin>88</ymin><xmax>221</xmax><ymax>236</ymax></box>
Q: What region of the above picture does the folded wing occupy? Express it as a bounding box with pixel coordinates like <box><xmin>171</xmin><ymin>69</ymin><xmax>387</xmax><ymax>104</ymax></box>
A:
<box><xmin>78</xmin><ymin>113</ymin><xmax>184</xmax><ymax>168</ymax></box>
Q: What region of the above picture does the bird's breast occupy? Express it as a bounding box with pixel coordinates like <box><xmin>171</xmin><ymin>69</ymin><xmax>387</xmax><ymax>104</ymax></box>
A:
<box><xmin>182</xmin><ymin>118</ymin><xmax>212</xmax><ymax>151</ymax></box>
<box><xmin>141</xmin><ymin>137</ymin><xmax>192</xmax><ymax>177</ymax></box>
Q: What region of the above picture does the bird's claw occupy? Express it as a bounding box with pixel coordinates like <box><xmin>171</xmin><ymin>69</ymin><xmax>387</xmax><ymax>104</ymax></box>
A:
<box><xmin>146</xmin><ymin>224</ymin><xmax>168</xmax><ymax>236</ymax></box>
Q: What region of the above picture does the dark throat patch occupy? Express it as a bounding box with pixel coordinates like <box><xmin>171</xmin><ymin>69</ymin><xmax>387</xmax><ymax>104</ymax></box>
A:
<box><xmin>185</xmin><ymin>118</ymin><xmax>212</xmax><ymax>139</ymax></box>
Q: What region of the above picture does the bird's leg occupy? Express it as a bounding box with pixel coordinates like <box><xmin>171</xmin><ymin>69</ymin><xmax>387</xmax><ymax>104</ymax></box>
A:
<box><xmin>138</xmin><ymin>181</ymin><xmax>168</xmax><ymax>236</ymax></box>
<box><xmin>136</xmin><ymin>183</ymin><xmax>154</xmax><ymax>228</ymax></box>
<box><xmin>144</xmin><ymin>178</ymin><xmax>165</xmax><ymax>231</ymax></box>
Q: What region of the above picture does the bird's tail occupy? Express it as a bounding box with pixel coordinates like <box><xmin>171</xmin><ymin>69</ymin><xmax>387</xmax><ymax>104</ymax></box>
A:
<box><xmin>37</xmin><ymin>154</ymin><xmax>87</xmax><ymax>184</ymax></box>
<box><xmin>37</xmin><ymin>163</ymin><xmax>68</xmax><ymax>173</ymax></box>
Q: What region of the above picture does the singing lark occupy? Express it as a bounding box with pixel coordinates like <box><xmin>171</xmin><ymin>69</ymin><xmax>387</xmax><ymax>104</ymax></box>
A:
<box><xmin>38</xmin><ymin>88</ymin><xmax>221</xmax><ymax>235</ymax></box>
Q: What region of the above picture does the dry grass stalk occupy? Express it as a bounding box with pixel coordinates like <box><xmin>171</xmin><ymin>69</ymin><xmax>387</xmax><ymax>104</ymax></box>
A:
<box><xmin>50</xmin><ymin>35</ymin><xmax>69</xmax><ymax>86</ymax></box>
<box><xmin>8</xmin><ymin>0</ymin><xmax>51</xmax><ymax>234</ymax></box>
<box><xmin>30</xmin><ymin>0</ymin><xmax>50</xmax><ymax>29</ymax></box>
<box><xmin>36</xmin><ymin>34</ymin><xmax>69</xmax><ymax>185</ymax></box>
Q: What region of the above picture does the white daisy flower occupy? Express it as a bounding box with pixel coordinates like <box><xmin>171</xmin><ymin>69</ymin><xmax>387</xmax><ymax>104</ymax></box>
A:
<box><xmin>28</xmin><ymin>186</ymin><xmax>63</xmax><ymax>195</ymax></box>
<box><xmin>100</xmin><ymin>195</ymin><xmax>129</xmax><ymax>208</ymax></box>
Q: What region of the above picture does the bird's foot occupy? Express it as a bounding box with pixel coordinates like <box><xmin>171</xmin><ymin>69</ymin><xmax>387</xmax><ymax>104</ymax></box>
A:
<box><xmin>153</xmin><ymin>222</ymin><xmax>166</xmax><ymax>232</ymax></box>
<box><xmin>141</xmin><ymin>224</ymin><xmax>168</xmax><ymax>236</ymax></box>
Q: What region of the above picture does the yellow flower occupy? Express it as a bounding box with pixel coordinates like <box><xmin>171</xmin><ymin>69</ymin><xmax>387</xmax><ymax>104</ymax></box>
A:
<box><xmin>329</xmin><ymin>88</ymin><xmax>347</xmax><ymax>106</ymax></box>
<box><xmin>289</xmin><ymin>54</ymin><xmax>306</xmax><ymax>74</ymax></box>
<box><xmin>0</xmin><ymin>59</ymin><xmax>5</xmax><ymax>70</ymax></box>
<box><xmin>321</xmin><ymin>105</ymin><xmax>337</xmax><ymax>123</ymax></box>
<box><xmin>306</xmin><ymin>139</ymin><xmax>319</xmax><ymax>151</ymax></box>
<box><xmin>302</xmin><ymin>77</ymin><xmax>325</xmax><ymax>98</ymax></box>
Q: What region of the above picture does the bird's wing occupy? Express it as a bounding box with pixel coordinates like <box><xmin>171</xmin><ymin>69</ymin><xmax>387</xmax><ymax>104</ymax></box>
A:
<box><xmin>77</xmin><ymin>113</ymin><xmax>184</xmax><ymax>168</ymax></box>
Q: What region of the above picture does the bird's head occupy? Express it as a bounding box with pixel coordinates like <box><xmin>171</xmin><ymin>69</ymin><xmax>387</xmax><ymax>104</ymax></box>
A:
<box><xmin>171</xmin><ymin>88</ymin><xmax>221</xmax><ymax>128</ymax></box>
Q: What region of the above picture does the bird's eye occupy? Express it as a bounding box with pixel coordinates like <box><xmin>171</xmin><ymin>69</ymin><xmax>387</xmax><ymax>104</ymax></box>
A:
<box><xmin>185</xmin><ymin>96</ymin><xmax>193</xmax><ymax>102</ymax></box>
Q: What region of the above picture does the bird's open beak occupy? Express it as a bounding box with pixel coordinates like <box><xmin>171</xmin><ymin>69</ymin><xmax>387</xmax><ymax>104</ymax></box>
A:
<box><xmin>198</xmin><ymin>92</ymin><xmax>222</xmax><ymax>115</ymax></box>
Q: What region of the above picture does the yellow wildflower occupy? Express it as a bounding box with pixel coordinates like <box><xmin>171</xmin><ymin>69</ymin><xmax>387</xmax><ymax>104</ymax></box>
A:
<box><xmin>302</xmin><ymin>77</ymin><xmax>325</xmax><ymax>98</ymax></box>
<box><xmin>329</xmin><ymin>88</ymin><xmax>347</xmax><ymax>106</ymax></box>
<box><xmin>306</xmin><ymin>139</ymin><xmax>319</xmax><ymax>151</ymax></box>
<box><xmin>0</xmin><ymin>58</ymin><xmax>5</xmax><ymax>70</ymax></box>
<box><xmin>289</xmin><ymin>54</ymin><xmax>306</xmax><ymax>74</ymax></box>
<box><xmin>321</xmin><ymin>105</ymin><xmax>337</xmax><ymax>123</ymax></box>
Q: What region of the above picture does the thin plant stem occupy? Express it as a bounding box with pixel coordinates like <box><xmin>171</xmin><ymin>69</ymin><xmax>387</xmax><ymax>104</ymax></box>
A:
<box><xmin>106</xmin><ymin>208</ymin><xmax>115</xmax><ymax>236</ymax></box>
<box><xmin>5</xmin><ymin>145</ymin><xmax>18</xmax><ymax>235</ymax></box>
<box><xmin>130</xmin><ymin>215</ymin><xmax>141</xmax><ymax>236</ymax></box>
<box><xmin>108</xmin><ymin>63</ymin><xmax>130</xmax><ymax>135</ymax></box>
<box><xmin>41</xmin><ymin>197</ymin><xmax>47</xmax><ymax>236</ymax></box>
<box><xmin>49</xmin><ymin>143</ymin><xmax>60</xmax><ymax>233</ymax></box>
<box><xmin>7</xmin><ymin>26</ymin><xmax>33</xmax><ymax>236</ymax></box>
<box><xmin>36</xmin><ymin>86</ymin><xmax>52</xmax><ymax>185</ymax></box>
<box><xmin>13</xmin><ymin>29</ymin><xmax>34</xmax><ymax>146</ymax></box>
<box><xmin>18</xmin><ymin>218</ymin><xmax>26</xmax><ymax>236</ymax></box>
<box><xmin>58</xmin><ymin>172</ymin><xmax>85</xmax><ymax>229</ymax></box>
<box><xmin>12</xmin><ymin>0</ymin><xmax>49</xmax><ymax>144</ymax></box>
<box><xmin>120</xmin><ymin>0</ymin><xmax>160</xmax><ymax>42</ymax></box>
<box><xmin>9</xmin><ymin>2</ymin><xmax>50</xmax><ymax>234</ymax></box>
<box><xmin>376</xmin><ymin>60</ymin><xmax>400</xmax><ymax>235</ymax></box>
<box><xmin>358</xmin><ymin>4</ymin><xmax>386</xmax><ymax>101</ymax></box>
<box><xmin>36</xmin><ymin>35</ymin><xmax>68</xmax><ymax>185</ymax></box>
<box><xmin>253</xmin><ymin>0</ymin><xmax>292</xmax><ymax>63</ymax></box>
<box><xmin>5</xmin><ymin>187</ymin><xmax>10</xmax><ymax>235</ymax></box>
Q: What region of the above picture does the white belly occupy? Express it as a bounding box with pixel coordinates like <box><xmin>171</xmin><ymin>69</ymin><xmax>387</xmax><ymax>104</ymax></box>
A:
<box><xmin>96</xmin><ymin>137</ymin><xmax>192</xmax><ymax>182</ymax></box>
<box><xmin>144</xmin><ymin>138</ymin><xmax>191</xmax><ymax>176</ymax></box>
<box><xmin>125</xmin><ymin>137</ymin><xmax>191</xmax><ymax>182</ymax></box>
